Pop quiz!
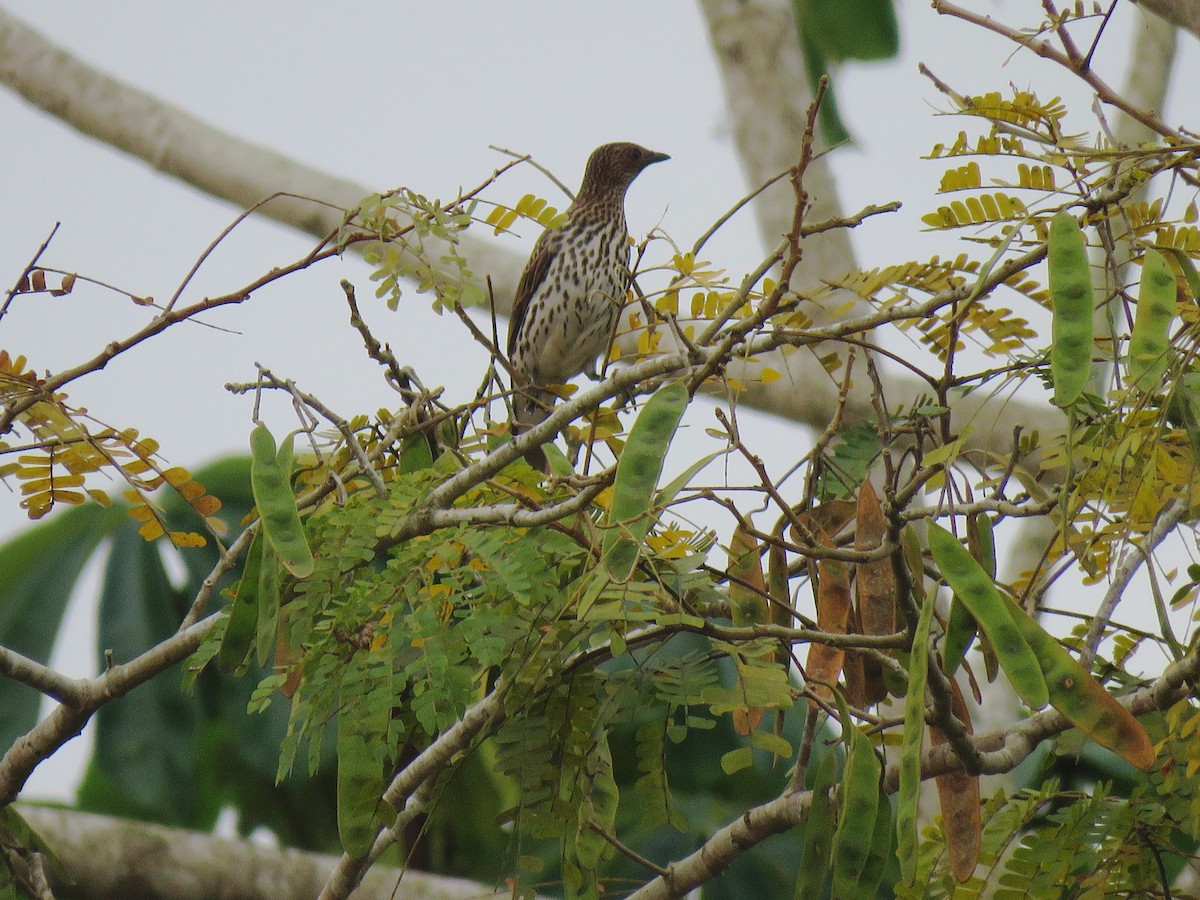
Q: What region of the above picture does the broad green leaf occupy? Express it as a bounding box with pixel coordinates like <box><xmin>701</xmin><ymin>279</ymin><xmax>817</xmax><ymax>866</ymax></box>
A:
<box><xmin>793</xmin><ymin>0</ymin><xmax>899</xmax><ymax>61</ymax></box>
<box><xmin>398</xmin><ymin>432</ymin><xmax>433</xmax><ymax>473</ymax></box>
<box><xmin>0</xmin><ymin>503</ymin><xmax>125</xmax><ymax>753</ymax></box>
<box><xmin>78</xmin><ymin>524</ymin><xmax>210</xmax><ymax>827</ymax></box>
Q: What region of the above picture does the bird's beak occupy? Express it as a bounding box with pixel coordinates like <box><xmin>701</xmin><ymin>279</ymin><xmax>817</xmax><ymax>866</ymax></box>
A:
<box><xmin>647</xmin><ymin>151</ymin><xmax>671</xmax><ymax>165</ymax></box>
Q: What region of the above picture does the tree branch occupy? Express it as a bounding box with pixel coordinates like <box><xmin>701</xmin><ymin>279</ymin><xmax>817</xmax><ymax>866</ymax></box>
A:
<box><xmin>15</xmin><ymin>804</ymin><xmax>538</xmax><ymax>900</ymax></box>
<box><xmin>0</xmin><ymin>9</ymin><xmax>522</xmax><ymax>305</ymax></box>
<box><xmin>0</xmin><ymin>618</ymin><xmax>214</xmax><ymax>806</ymax></box>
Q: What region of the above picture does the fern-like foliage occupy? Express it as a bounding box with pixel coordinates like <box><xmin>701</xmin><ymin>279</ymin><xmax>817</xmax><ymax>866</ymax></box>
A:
<box><xmin>899</xmin><ymin>772</ymin><xmax>1194</xmax><ymax>899</ymax></box>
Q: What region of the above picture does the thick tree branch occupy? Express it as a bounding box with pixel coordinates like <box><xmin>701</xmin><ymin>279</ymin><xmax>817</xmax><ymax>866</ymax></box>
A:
<box><xmin>1132</xmin><ymin>0</ymin><xmax>1200</xmax><ymax>39</ymax></box>
<box><xmin>0</xmin><ymin>9</ymin><xmax>521</xmax><ymax>303</ymax></box>
<box><xmin>15</xmin><ymin>804</ymin><xmax>534</xmax><ymax>900</ymax></box>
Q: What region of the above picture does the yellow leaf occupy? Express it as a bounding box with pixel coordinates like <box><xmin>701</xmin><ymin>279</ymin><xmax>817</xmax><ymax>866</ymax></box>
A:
<box><xmin>592</xmin><ymin>486</ymin><xmax>614</xmax><ymax>512</ymax></box>
<box><xmin>192</xmin><ymin>495</ymin><xmax>222</xmax><ymax>516</ymax></box>
<box><xmin>163</xmin><ymin>466</ymin><xmax>192</xmax><ymax>486</ymax></box>
<box><xmin>173</xmin><ymin>481</ymin><xmax>204</xmax><ymax>501</ymax></box>
<box><xmin>139</xmin><ymin>519</ymin><xmax>165</xmax><ymax>541</ymax></box>
<box><xmin>760</xmin><ymin>368</ymin><xmax>782</xmax><ymax>384</ymax></box>
<box><xmin>169</xmin><ymin>531</ymin><xmax>207</xmax><ymax>549</ymax></box>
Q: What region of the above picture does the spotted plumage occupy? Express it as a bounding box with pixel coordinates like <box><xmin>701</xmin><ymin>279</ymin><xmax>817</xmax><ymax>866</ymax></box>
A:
<box><xmin>507</xmin><ymin>142</ymin><xmax>669</xmax><ymax>469</ymax></box>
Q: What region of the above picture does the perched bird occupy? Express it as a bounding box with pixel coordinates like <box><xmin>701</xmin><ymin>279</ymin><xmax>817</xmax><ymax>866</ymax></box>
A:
<box><xmin>507</xmin><ymin>142</ymin><xmax>670</xmax><ymax>470</ymax></box>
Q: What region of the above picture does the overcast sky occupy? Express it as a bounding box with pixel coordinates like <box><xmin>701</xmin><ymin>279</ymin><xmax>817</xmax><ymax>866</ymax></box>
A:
<box><xmin>2</xmin><ymin>1</ymin><xmax>1194</xmax><ymax>800</ymax></box>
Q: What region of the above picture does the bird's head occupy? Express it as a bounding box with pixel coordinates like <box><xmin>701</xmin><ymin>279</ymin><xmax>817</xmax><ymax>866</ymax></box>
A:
<box><xmin>577</xmin><ymin>142</ymin><xmax>670</xmax><ymax>202</ymax></box>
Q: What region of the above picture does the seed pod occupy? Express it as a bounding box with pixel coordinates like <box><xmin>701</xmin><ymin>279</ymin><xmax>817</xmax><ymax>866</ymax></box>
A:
<box><xmin>943</xmin><ymin>513</ymin><xmax>995</xmax><ymax>676</ymax></box>
<box><xmin>927</xmin><ymin>523</ymin><xmax>1048</xmax><ymax>710</ymax></box>
<box><xmin>602</xmin><ymin>380</ymin><xmax>689</xmax><ymax>581</ymax></box>
<box><xmin>1048</xmin><ymin>211</ymin><xmax>1094</xmax><ymax>408</ymax></box>
<box><xmin>897</xmin><ymin>577</ymin><xmax>936</xmax><ymax>885</ymax></box>
<box><xmin>249</xmin><ymin>424</ymin><xmax>314</xmax><ymax>578</ymax></box>
<box><xmin>1128</xmin><ymin>248</ymin><xmax>1177</xmax><ymax>391</ymax></box>
<box><xmin>794</xmin><ymin>749</ymin><xmax>839</xmax><ymax>897</ymax></box>
<box><xmin>831</xmin><ymin>721</ymin><xmax>882</xmax><ymax>897</ymax></box>
<box><xmin>217</xmin><ymin>530</ymin><xmax>263</xmax><ymax>672</ymax></box>
<box><xmin>1004</xmin><ymin>598</ymin><xmax>1156</xmax><ymax>770</ymax></box>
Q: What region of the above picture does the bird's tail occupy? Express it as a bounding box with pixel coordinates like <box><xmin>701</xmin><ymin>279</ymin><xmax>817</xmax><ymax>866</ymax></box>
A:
<box><xmin>510</xmin><ymin>386</ymin><xmax>556</xmax><ymax>472</ymax></box>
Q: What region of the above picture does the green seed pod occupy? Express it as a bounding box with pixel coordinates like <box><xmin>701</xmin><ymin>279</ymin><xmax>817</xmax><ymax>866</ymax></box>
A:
<box><xmin>794</xmin><ymin>749</ymin><xmax>839</xmax><ymax>898</ymax></box>
<box><xmin>249</xmin><ymin>424</ymin><xmax>314</xmax><ymax>578</ymax></box>
<box><xmin>943</xmin><ymin>513</ymin><xmax>995</xmax><ymax>676</ymax></box>
<box><xmin>1048</xmin><ymin>211</ymin><xmax>1094</xmax><ymax>408</ymax></box>
<box><xmin>602</xmin><ymin>380</ymin><xmax>689</xmax><ymax>582</ymax></box>
<box><xmin>1128</xmin><ymin>248</ymin><xmax>1177</xmax><ymax>392</ymax></box>
<box><xmin>897</xmin><ymin>582</ymin><xmax>936</xmax><ymax>885</ymax></box>
<box><xmin>217</xmin><ymin>530</ymin><xmax>263</xmax><ymax>672</ymax></box>
<box><xmin>858</xmin><ymin>792</ymin><xmax>894</xmax><ymax>897</ymax></box>
<box><xmin>927</xmin><ymin>523</ymin><xmax>1048</xmax><ymax>710</ymax></box>
<box><xmin>1004</xmin><ymin>598</ymin><xmax>1156</xmax><ymax>770</ymax></box>
<box><xmin>831</xmin><ymin>722</ymin><xmax>882</xmax><ymax>897</ymax></box>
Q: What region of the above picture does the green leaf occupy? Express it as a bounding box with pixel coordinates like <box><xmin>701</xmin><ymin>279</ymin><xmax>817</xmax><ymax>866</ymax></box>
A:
<box><xmin>793</xmin><ymin>0</ymin><xmax>899</xmax><ymax>62</ymax></box>
<box><xmin>721</xmin><ymin>746</ymin><xmax>754</xmax><ymax>775</ymax></box>
<box><xmin>336</xmin><ymin>657</ymin><xmax>392</xmax><ymax>858</ymax></box>
<box><xmin>602</xmin><ymin>380</ymin><xmax>689</xmax><ymax>581</ymax></box>
<box><xmin>77</xmin><ymin>523</ymin><xmax>212</xmax><ymax>827</ymax></box>
<box><xmin>0</xmin><ymin>503</ymin><xmax>126</xmax><ymax>752</ymax></box>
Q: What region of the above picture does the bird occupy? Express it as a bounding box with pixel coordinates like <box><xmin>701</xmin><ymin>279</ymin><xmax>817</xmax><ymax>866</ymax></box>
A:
<box><xmin>506</xmin><ymin>142</ymin><xmax>670</xmax><ymax>470</ymax></box>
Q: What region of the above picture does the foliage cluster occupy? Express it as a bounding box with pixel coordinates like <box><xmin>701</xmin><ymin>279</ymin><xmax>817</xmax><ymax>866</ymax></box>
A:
<box><xmin>4</xmin><ymin>5</ymin><xmax>1200</xmax><ymax>899</ymax></box>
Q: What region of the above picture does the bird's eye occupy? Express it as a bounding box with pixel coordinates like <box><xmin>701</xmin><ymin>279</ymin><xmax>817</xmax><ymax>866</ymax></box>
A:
<box><xmin>626</xmin><ymin>147</ymin><xmax>640</xmax><ymax>161</ymax></box>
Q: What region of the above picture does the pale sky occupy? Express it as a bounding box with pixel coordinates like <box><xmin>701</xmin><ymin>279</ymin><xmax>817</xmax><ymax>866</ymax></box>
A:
<box><xmin>1</xmin><ymin>1</ymin><xmax>1194</xmax><ymax>800</ymax></box>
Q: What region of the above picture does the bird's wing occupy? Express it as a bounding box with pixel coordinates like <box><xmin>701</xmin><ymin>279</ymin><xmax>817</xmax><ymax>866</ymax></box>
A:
<box><xmin>506</xmin><ymin>227</ymin><xmax>563</xmax><ymax>359</ymax></box>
